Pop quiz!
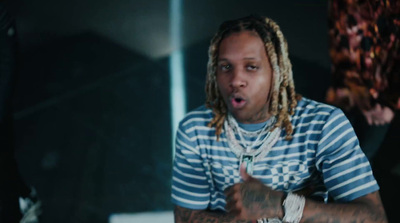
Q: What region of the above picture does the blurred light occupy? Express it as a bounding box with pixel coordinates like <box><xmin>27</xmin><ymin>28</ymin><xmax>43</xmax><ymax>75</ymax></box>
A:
<box><xmin>109</xmin><ymin>211</ymin><xmax>173</xmax><ymax>223</ymax></box>
<box><xmin>170</xmin><ymin>0</ymin><xmax>186</xmax><ymax>159</ymax></box>
<box><xmin>109</xmin><ymin>2</ymin><xmax>184</xmax><ymax>221</ymax></box>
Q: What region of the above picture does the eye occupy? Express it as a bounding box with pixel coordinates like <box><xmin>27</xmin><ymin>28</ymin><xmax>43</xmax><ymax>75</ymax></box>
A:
<box><xmin>219</xmin><ymin>64</ymin><xmax>232</xmax><ymax>72</ymax></box>
<box><xmin>246</xmin><ymin>65</ymin><xmax>258</xmax><ymax>71</ymax></box>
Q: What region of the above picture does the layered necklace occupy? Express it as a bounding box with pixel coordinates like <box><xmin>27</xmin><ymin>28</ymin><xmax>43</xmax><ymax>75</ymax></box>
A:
<box><xmin>224</xmin><ymin>113</ymin><xmax>281</xmax><ymax>174</ymax></box>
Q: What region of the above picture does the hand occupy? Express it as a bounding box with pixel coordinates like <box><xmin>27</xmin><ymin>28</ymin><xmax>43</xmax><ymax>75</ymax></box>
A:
<box><xmin>224</xmin><ymin>164</ymin><xmax>284</xmax><ymax>220</ymax></box>
<box><xmin>361</xmin><ymin>103</ymin><xmax>394</xmax><ymax>126</ymax></box>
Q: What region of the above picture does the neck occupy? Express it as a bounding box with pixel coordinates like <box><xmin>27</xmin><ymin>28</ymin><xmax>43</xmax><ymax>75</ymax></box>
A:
<box><xmin>228</xmin><ymin>113</ymin><xmax>276</xmax><ymax>132</ymax></box>
<box><xmin>236</xmin><ymin>111</ymin><xmax>272</xmax><ymax>124</ymax></box>
<box><xmin>238</xmin><ymin>119</ymin><xmax>270</xmax><ymax>132</ymax></box>
<box><xmin>241</xmin><ymin>104</ymin><xmax>272</xmax><ymax>124</ymax></box>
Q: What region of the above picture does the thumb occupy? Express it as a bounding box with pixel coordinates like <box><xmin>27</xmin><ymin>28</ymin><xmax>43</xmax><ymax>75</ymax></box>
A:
<box><xmin>240</xmin><ymin>163</ymin><xmax>252</xmax><ymax>181</ymax></box>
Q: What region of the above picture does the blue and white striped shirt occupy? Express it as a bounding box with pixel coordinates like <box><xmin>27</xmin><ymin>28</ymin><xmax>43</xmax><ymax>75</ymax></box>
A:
<box><xmin>171</xmin><ymin>97</ymin><xmax>379</xmax><ymax>211</ymax></box>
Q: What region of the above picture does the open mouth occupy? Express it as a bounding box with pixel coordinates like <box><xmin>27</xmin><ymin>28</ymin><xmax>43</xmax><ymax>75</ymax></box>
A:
<box><xmin>231</xmin><ymin>96</ymin><xmax>246</xmax><ymax>108</ymax></box>
<box><xmin>234</xmin><ymin>97</ymin><xmax>244</xmax><ymax>103</ymax></box>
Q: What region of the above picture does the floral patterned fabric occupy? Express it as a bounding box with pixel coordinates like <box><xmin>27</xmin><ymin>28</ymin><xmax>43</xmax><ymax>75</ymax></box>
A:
<box><xmin>326</xmin><ymin>0</ymin><xmax>400</xmax><ymax>111</ymax></box>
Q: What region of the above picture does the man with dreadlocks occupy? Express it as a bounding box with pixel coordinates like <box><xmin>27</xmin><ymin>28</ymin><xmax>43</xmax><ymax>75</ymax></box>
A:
<box><xmin>171</xmin><ymin>15</ymin><xmax>387</xmax><ymax>223</ymax></box>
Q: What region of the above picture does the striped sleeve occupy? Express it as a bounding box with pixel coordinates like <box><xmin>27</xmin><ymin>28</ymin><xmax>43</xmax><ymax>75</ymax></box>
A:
<box><xmin>315</xmin><ymin>108</ymin><xmax>379</xmax><ymax>202</ymax></box>
<box><xmin>171</xmin><ymin>120</ymin><xmax>210</xmax><ymax>209</ymax></box>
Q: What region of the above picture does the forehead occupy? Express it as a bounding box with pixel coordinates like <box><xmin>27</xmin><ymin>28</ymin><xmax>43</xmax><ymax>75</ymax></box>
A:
<box><xmin>218</xmin><ymin>31</ymin><xmax>267</xmax><ymax>60</ymax></box>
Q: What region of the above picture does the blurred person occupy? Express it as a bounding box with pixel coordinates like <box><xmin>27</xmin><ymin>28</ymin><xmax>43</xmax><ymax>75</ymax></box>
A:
<box><xmin>171</xmin><ymin>15</ymin><xmax>387</xmax><ymax>223</ymax></box>
<box><xmin>326</xmin><ymin>0</ymin><xmax>400</xmax><ymax>160</ymax></box>
<box><xmin>0</xmin><ymin>2</ymin><xmax>41</xmax><ymax>222</ymax></box>
<box><xmin>326</xmin><ymin>0</ymin><xmax>400</xmax><ymax>221</ymax></box>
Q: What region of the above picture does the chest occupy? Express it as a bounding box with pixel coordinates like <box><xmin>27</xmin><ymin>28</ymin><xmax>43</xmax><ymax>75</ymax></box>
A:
<box><xmin>203</xmin><ymin>143</ymin><xmax>315</xmax><ymax>193</ymax></box>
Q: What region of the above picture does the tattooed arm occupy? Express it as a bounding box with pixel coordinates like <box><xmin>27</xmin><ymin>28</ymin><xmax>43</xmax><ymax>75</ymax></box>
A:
<box><xmin>223</xmin><ymin>165</ymin><xmax>388</xmax><ymax>223</ymax></box>
<box><xmin>174</xmin><ymin>165</ymin><xmax>387</xmax><ymax>222</ymax></box>
<box><xmin>225</xmin><ymin>183</ymin><xmax>387</xmax><ymax>222</ymax></box>
<box><xmin>301</xmin><ymin>191</ymin><xmax>387</xmax><ymax>223</ymax></box>
<box><xmin>174</xmin><ymin>205</ymin><xmax>255</xmax><ymax>223</ymax></box>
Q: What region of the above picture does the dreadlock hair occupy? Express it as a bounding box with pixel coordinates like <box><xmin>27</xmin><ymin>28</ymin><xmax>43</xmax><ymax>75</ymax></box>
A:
<box><xmin>205</xmin><ymin>15</ymin><xmax>300</xmax><ymax>141</ymax></box>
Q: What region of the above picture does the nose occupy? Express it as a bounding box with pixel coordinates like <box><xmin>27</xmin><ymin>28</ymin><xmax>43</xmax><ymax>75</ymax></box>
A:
<box><xmin>230</xmin><ymin>69</ymin><xmax>247</xmax><ymax>88</ymax></box>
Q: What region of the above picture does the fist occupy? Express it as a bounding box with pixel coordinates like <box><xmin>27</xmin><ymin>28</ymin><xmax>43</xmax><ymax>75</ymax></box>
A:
<box><xmin>224</xmin><ymin>164</ymin><xmax>284</xmax><ymax>220</ymax></box>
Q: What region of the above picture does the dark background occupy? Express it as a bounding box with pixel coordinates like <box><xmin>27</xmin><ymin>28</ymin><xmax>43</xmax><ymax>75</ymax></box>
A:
<box><xmin>4</xmin><ymin>0</ymin><xmax>399</xmax><ymax>222</ymax></box>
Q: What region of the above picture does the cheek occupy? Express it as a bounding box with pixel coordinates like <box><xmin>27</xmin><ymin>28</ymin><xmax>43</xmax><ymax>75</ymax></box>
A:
<box><xmin>252</xmin><ymin>90</ymin><xmax>270</xmax><ymax>104</ymax></box>
<box><xmin>252</xmin><ymin>78</ymin><xmax>271</xmax><ymax>102</ymax></box>
<box><xmin>255</xmin><ymin>75</ymin><xmax>272</xmax><ymax>90</ymax></box>
<box><xmin>216</xmin><ymin>77</ymin><xmax>228</xmax><ymax>95</ymax></box>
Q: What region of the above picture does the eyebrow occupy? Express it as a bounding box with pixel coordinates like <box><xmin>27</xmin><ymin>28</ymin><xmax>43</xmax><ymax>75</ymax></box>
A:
<box><xmin>243</xmin><ymin>57</ymin><xmax>259</xmax><ymax>61</ymax></box>
<box><xmin>218</xmin><ymin>57</ymin><xmax>259</xmax><ymax>62</ymax></box>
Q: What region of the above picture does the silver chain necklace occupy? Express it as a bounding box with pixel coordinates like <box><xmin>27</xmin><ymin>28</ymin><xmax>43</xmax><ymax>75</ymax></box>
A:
<box><xmin>224</xmin><ymin>114</ymin><xmax>281</xmax><ymax>174</ymax></box>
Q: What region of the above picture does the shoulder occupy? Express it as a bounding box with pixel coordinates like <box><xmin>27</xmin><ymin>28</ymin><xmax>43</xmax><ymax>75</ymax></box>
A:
<box><xmin>295</xmin><ymin>97</ymin><xmax>338</xmax><ymax>114</ymax></box>
<box><xmin>176</xmin><ymin>105</ymin><xmax>218</xmax><ymax>146</ymax></box>
<box><xmin>291</xmin><ymin>97</ymin><xmax>349</xmax><ymax>133</ymax></box>
<box><xmin>294</xmin><ymin>97</ymin><xmax>345</xmax><ymax>121</ymax></box>
<box><xmin>178</xmin><ymin>105</ymin><xmax>214</xmax><ymax>131</ymax></box>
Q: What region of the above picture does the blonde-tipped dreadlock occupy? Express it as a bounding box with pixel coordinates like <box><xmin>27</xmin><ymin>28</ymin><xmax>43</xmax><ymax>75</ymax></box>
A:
<box><xmin>205</xmin><ymin>15</ymin><xmax>300</xmax><ymax>140</ymax></box>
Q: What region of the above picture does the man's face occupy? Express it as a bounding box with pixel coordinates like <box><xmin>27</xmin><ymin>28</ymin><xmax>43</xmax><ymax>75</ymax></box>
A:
<box><xmin>216</xmin><ymin>31</ymin><xmax>273</xmax><ymax>124</ymax></box>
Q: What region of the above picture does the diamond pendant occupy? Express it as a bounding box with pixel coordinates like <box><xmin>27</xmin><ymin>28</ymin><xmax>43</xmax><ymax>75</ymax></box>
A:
<box><xmin>240</xmin><ymin>153</ymin><xmax>254</xmax><ymax>175</ymax></box>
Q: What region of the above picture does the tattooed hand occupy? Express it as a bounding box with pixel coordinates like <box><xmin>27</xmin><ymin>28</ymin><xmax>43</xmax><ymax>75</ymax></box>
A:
<box><xmin>224</xmin><ymin>164</ymin><xmax>284</xmax><ymax>220</ymax></box>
